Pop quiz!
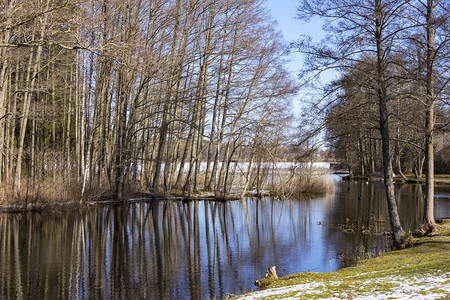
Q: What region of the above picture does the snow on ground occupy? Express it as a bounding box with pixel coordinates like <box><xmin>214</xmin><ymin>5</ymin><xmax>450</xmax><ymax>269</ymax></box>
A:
<box><xmin>133</xmin><ymin>161</ymin><xmax>332</xmax><ymax>174</ymax></box>
<box><xmin>238</xmin><ymin>272</ymin><xmax>450</xmax><ymax>299</ymax></box>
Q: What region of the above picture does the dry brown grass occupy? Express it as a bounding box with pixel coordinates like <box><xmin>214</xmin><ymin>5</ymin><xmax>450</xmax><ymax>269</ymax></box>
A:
<box><xmin>0</xmin><ymin>177</ymin><xmax>117</xmax><ymax>208</ymax></box>
<box><xmin>289</xmin><ymin>173</ymin><xmax>334</xmax><ymax>197</ymax></box>
<box><xmin>0</xmin><ymin>178</ymin><xmax>80</xmax><ymax>206</ymax></box>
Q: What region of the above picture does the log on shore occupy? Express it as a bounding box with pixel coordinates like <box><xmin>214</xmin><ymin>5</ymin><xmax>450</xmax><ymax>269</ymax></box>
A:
<box><xmin>254</xmin><ymin>266</ymin><xmax>278</xmax><ymax>287</ymax></box>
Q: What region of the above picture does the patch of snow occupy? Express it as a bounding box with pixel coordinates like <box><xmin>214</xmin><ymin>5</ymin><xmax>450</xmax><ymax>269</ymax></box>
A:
<box><xmin>237</xmin><ymin>282</ymin><xmax>323</xmax><ymax>300</ymax></box>
<box><xmin>238</xmin><ymin>272</ymin><xmax>450</xmax><ymax>300</ymax></box>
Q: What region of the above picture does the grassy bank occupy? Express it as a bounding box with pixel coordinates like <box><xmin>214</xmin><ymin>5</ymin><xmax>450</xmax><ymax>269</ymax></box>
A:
<box><xmin>346</xmin><ymin>174</ymin><xmax>450</xmax><ymax>185</ymax></box>
<box><xmin>236</xmin><ymin>220</ymin><xmax>450</xmax><ymax>299</ymax></box>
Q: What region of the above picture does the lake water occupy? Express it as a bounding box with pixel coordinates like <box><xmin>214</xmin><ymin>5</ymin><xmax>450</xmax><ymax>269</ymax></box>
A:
<box><xmin>0</xmin><ymin>177</ymin><xmax>449</xmax><ymax>299</ymax></box>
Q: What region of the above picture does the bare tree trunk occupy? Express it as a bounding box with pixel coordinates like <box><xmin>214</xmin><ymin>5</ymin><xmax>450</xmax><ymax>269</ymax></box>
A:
<box><xmin>152</xmin><ymin>0</ymin><xmax>182</xmax><ymax>194</ymax></box>
<box><xmin>31</xmin><ymin>92</ymin><xmax>37</xmax><ymax>185</ymax></box>
<box><xmin>65</xmin><ymin>69</ymin><xmax>72</xmax><ymax>181</ymax></box>
<box><xmin>375</xmin><ymin>0</ymin><xmax>409</xmax><ymax>248</ymax></box>
<box><xmin>203</xmin><ymin>3</ymin><xmax>221</xmax><ymax>191</ymax></box>
<box><xmin>51</xmin><ymin>61</ymin><xmax>57</xmax><ymax>181</ymax></box>
<box><xmin>421</xmin><ymin>0</ymin><xmax>437</xmax><ymax>233</ymax></box>
<box><xmin>0</xmin><ymin>59</ymin><xmax>8</xmax><ymax>183</ymax></box>
<box><xmin>4</xmin><ymin>67</ymin><xmax>13</xmax><ymax>180</ymax></box>
<box><xmin>13</xmin><ymin>38</ymin><xmax>44</xmax><ymax>196</ymax></box>
<box><xmin>0</xmin><ymin>1</ymin><xmax>14</xmax><ymax>183</ymax></box>
<box><xmin>358</xmin><ymin>136</ymin><xmax>365</xmax><ymax>176</ymax></box>
<box><xmin>7</xmin><ymin>64</ymin><xmax>19</xmax><ymax>181</ymax></box>
<box><xmin>395</xmin><ymin>127</ymin><xmax>408</xmax><ymax>181</ymax></box>
<box><xmin>0</xmin><ymin>49</ymin><xmax>8</xmax><ymax>183</ymax></box>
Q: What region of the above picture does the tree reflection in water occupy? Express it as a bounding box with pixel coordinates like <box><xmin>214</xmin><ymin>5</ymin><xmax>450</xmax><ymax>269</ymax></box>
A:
<box><xmin>0</xmin><ymin>180</ymin><xmax>449</xmax><ymax>299</ymax></box>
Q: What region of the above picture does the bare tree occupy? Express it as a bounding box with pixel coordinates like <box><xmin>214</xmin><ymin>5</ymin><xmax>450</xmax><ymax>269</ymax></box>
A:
<box><xmin>0</xmin><ymin>0</ymin><xmax>295</xmax><ymax>202</ymax></box>
<box><xmin>297</xmin><ymin>0</ymin><xmax>412</xmax><ymax>247</ymax></box>
<box><xmin>408</xmin><ymin>0</ymin><xmax>450</xmax><ymax>233</ymax></box>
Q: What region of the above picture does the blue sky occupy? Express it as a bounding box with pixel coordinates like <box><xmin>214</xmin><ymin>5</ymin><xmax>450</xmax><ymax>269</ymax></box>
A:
<box><xmin>264</xmin><ymin>0</ymin><xmax>326</xmax><ymax>72</ymax></box>
<box><xmin>263</xmin><ymin>0</ymin><xmax>330</xmax><ymax>116</ymax></box>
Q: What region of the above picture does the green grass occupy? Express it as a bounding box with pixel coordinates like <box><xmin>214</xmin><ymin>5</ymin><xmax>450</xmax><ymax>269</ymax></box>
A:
<box><xmin>402</xmin><ymin>174</ymin><xmax>450</xmax><ymax>179</ymax></box>
<box><xmin>235</xmin><ymin>220</ymin><xmax>450</xmax><ymax>299</ymax></box>
<box><xmin>401</xmin><ymin>174</ymin><xmax>450</xmax><ymax>184</ymax></box>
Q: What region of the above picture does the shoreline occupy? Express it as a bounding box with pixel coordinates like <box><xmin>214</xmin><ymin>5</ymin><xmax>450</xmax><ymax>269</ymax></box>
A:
<box><xmin>343</xmin><ymin>174</ymin><xmax>450</xmax><ymax>185</ymax></box>
<box><xmin>0</xmin><ymin>177</ymin><xmax>335</xmax><ymax>212</ymax></box>
<box><xmin>0</xmin><ymin>190</ymin><xmax>280</xmax><ymax>213</ymax></box>
<box><xmin>233</xmin><ymin>220</ymin><xmax>450</xmax><ymax>299</ymax></box>
<box><xmin>1</xmin><ymin>174</ymin><xmax>449</xmax><ymax>212</ymax></box>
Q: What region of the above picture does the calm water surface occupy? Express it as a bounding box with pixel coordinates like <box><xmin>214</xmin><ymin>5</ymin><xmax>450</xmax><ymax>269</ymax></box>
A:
<box><xmin>1</xmin><ymin>178</ymin><xmax>449</xmax><ymax>299</ymax></box>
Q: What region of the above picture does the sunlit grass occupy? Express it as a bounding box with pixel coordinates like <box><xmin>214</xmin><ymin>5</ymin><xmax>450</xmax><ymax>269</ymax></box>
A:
<box><xmin>235</xmin><ymin>220</ymin><xmax>450</xmax><ymax>299</ymax></box>
<box><xmin>402</xmin><ymin>174</ymin><xmax>450</xmax><ymax>182</ymax></box>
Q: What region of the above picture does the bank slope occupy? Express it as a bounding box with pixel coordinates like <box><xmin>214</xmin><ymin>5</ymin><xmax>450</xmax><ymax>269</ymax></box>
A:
<box><xmin>236</xmin><ymin>220</ymin><xmax>450</xmax><ymax>299</ymax></box>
